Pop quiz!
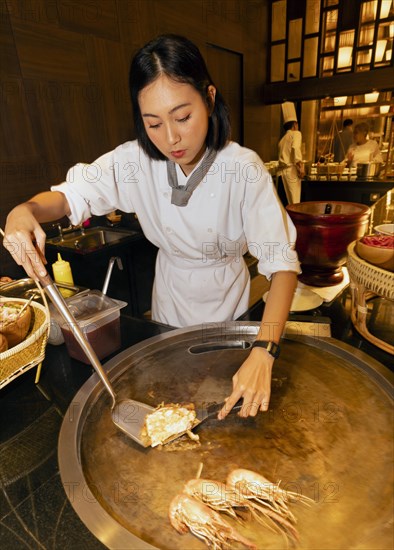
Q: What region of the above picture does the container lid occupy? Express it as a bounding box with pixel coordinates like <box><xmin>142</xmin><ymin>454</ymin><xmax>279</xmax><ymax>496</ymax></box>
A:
<box><xmin>50</xmin><ymin>290</ymin><xmax>127</xmax><ymax>328</ymax></box>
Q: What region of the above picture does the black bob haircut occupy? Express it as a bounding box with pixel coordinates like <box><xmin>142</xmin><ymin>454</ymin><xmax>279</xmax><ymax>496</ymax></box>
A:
<box><xmin>129</xmin><ymin>34</ymin><xmax>231</xmax><ymax>161</ymax></box>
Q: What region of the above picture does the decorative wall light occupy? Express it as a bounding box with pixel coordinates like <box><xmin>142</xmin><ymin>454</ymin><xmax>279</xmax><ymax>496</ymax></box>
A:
<box><xmin>338</xmin><ymin>47</ymin><xmax>353</xmax><ymax>68</ymax></box>
<box><xmin>361</xmin><ymin>0</ymin><xmax>378</xmax><ymax>22</ymax></box>
<box><xmin>268</xmin><ymin>0</ymin><xmax>393</xmax><ymax>84</ymax></box>
<box><xmin>380</xmin><ymin>0</ymin><xmax>393</xmax><ymax>19</ymax></box>
<box><xmin>375</xmin><ymin>39</ymin><xmax>388</xmax><ymax>61</ymax></box>
<box><xmin>380</xmin><ymin>105</ymin><xmax>390</xmax><ymax>113</ymax></box>
<box><xmin>337</xmin><ymin>30</ymin><xmax>355</xmax><ymax>69</ymax></box>
<box><xmin>334</xmin><ymin>96</ymin><xmax>348</xmax><ymax>106</ymax></box>
<box><xmin>365</xmin><ymin>91</ymin><xmax>380</xmax><ymax>102</ymax></box>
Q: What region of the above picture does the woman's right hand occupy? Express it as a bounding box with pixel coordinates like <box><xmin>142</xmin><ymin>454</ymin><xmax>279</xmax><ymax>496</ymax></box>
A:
<box><xmin>3</xmin><ymin>203</ymin><xmax>48</xmax><ymax>280</ymax></box>
<box><xmin>3</xmin><ymin>191</ymin><xmax>71</xmax><ymax>280</ymax></box>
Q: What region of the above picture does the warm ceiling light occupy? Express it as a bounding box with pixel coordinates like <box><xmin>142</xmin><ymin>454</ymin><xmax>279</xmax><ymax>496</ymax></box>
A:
<box><xmin>380</xmin><ymin>105</ymin><xmax>390</xmax><ymax>113</ymax></box>
<box><xmin>365</xmin><ymin>91</ymin><xmax>379</xmax><ymax>102</ymax></box>
<box><xmin>380</xmin><ymin>0</ymin><xmax>392</xmax><ymax>18</ymax></box>
<box><xmin>337</xmin><ymin>46</ymin><xmax>353</xmax><ymax>68</ymax></box>
<box><xmin>335</xmin><ymin>96</ymin><xmax>347</xmax><ymax>106</ymax></box>
<box><xmin>375</xmin><ymin>39</ymin><xmax>387</xmax><ymax>62</ymax></box>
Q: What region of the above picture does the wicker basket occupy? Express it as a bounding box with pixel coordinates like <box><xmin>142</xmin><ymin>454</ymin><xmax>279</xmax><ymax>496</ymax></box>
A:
<box><xmin>347</xmin><ymin>241</ymin><xmax>394</xmax><ymax>354</ymax></box>
<box><xmin>347</xmin><ymin>241</ymin><xmax>394</xmax><ymax>300</ymax></box>
<box><xmin>0</xmin><ymin>290</ymin><xmax>50</xmax><ymax>389</ymax></box>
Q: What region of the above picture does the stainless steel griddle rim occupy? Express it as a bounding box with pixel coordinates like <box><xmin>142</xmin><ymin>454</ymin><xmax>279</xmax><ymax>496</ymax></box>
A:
<box><xmin>58</xmin><ymin>378</ymin><xmax>158</xmax><ymax>549</ymax></box>
<box><xmin>58</xmin><ymin>322</ymin><xmax>393</xmax><ymax>550</ymax></box>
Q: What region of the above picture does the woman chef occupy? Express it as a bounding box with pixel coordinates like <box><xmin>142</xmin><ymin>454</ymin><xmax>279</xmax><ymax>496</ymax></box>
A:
<box><xmin>3</xmin><ymin>35</ymin><xmax>300</xmax><ymax>420</ymax></box>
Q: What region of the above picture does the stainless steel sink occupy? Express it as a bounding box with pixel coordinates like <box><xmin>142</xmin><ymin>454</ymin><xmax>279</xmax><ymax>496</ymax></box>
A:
<box><xmin>46</xmin><ymin>227</ymin><xmax>138</xmax><ymax>253</ymax></box>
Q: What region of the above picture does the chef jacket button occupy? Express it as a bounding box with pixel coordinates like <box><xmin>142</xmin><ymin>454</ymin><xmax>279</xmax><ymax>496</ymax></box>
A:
<box><xmin>207</xmin><ymin>227</ymin><xmax>213</xmax><ymax>233</ymax></box>
<box><xmin>210</xmin><ymin>193</ymin><xmax>215</xmax><ymax>198</ymax></box>
<box><xmin>164</xmin><ymin>192</ymin><xmax>169</xmax><ymax>198</ymax></box>
<box><xmin>166</xmin><ymin>226</ymin><xmax>172</xmax><ymax>233</ymax></box>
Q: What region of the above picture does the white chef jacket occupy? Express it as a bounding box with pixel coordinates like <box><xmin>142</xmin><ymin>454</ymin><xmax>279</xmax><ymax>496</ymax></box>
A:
<box><xmin>347</xmin><ymin>140</ymin><xmax>383</xmax><ymax>167</ymax></box>
<box><xmin>52</xmin><ymin>140</ymin><xmax>300</xmax><ymax>327</ymax></box>
<box><xmin>278</xmin><ymin>130</ymin><xmax>303</xmax><ymax>168</ymax></box>
<box><xmin>277</xmin><ymin>130</ymin><xmax>303</xmax><ymax>204</ymax></box>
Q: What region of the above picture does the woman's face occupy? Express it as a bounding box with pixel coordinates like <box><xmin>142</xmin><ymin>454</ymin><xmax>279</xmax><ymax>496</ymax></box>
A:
<box><xmin>139</xmin><ymin>75</ymin><xmax>215</xmax><ymax>175</ymax></box>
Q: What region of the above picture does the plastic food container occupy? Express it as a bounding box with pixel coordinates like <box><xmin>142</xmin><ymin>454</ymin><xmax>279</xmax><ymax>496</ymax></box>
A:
<box><xmin>51</xmin><ymin>290</ymin><xmax>127</xmax><ymax>363</ymax></box>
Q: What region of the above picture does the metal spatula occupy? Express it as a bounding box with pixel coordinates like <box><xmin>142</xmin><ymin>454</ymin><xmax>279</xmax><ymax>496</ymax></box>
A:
<box><xmin>37</xmin><ymin>272</ymin><xmax>154</xmax><ymax>446</ymax></box>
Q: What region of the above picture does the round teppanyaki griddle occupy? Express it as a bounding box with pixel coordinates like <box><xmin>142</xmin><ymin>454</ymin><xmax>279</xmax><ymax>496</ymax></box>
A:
<box><xmin>58</xmin><ymin>323</ymin><xmax>393</xmax><ymax>550</ymax></box>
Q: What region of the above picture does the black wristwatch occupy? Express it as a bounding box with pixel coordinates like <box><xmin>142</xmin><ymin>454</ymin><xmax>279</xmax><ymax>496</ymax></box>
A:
<box><xmin>251</xmin><ymin>340</ymin><xmax>280</xmax><ymax>359</ymax></box>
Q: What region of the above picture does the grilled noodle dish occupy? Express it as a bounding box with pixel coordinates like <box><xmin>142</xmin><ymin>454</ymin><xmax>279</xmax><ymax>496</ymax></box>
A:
<box><xmin>141</xmin><ymin>403</ymin><xmax>198</xmax><ymax>447</ymax></box>
<box><xmin>0</xmin><ymin>301</ymin><xmax>32</xmax><ymax>349</ymax></box>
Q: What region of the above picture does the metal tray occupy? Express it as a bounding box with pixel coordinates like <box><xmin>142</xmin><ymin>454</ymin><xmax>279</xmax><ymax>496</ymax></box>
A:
<box><xmin>0</xmin><ymin>277</ymin><xmax>86</xmax><ymax>302</ymax></box>
<box><xmin>58</xmin><ymin>323</ymin><xmax>393</xmax><ymax>549</ymax></box>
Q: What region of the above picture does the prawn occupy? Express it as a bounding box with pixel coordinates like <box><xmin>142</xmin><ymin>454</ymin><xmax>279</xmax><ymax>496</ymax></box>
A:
<box><xmin>184</xmin><ymin>477</ymin><xmax>299</xmax><ymax>543</ymax></box>
<box><xmin>169</xmin><ymin>493</ymin><xmax>256</xmax><ymax>549</ymax></box>
<box><xmin>183</xmin><ymin>478</ymin><xmax>245</xmax><ymax>519</ymax></box>
<box><xmin>227</xmin><ymin>468</ymin><xmax>313</xmax><ymax>522</ymax></box>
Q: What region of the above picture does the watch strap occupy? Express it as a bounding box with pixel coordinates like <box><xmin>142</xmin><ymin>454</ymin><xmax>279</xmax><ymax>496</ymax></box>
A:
<box><xmin>251</xmin><ymin>340</ymin><xmax>280</xmax><ymax>359</ymax></box>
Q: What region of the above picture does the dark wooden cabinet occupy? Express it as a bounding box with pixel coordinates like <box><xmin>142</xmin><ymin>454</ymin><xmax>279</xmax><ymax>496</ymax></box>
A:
<box><xmin>301</xmin><ymin>178</ymin><xmax>393</xmax><ymax>206</ymax></box>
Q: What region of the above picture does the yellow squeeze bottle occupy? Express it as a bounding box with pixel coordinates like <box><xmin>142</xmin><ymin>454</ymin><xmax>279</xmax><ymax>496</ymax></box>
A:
<box><xmin>52</xmin><ymin>253</ymin><xmax>74</xmax><ymax>286</ymax></box>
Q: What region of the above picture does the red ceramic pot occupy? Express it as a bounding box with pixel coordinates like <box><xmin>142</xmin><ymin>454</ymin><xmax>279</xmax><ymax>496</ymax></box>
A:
<box><xmin>286</xmin><ymin>201</ymin><xmax>370</xmax><ymax>286</ymax></box>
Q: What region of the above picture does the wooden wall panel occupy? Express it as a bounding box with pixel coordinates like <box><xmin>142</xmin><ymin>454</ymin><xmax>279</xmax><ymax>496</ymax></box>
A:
<box><xmin>57</xmin><ymin>0</ymin><xmax>120</xmax><ymax>41</ymax></box>
<box><xmin>206</xmin><ymin>45</ymin><xmax>243</xmax><ymax>144</ymax></box>
<box><xmin>86</xmin><ymin>36</ymin><xmax>134</xmax><ymax>148</ymax></box>
<box><xmin>0</xmin><ymin>78</ymin><xmax>39</xmax><ymax>161</ymax></box>
<box><xmin>0</xmin><ymin>1</ymin><xmax>22</xmax><ymax>77</ymax></box>
<box><xmin>154</xmin><ymin>0</ymin><xmax>205</xmax><ymax>36</ymax></box>
<box><xmin>117</xmin><ymin>0</ymin><xmax>158</xmax><ymax>45</ymax></box>
<box><xmin>12</xmin><ymin>21</ymin><xmax>90</xmax><ymax>82</ymax></box>
<box><xmin>5</xmin><ymin>0</ymin><xmax>60</xmax><ymax>26</ymax></box>
<box><xmin>23</xmin><ymin>77</ymin><xmax>111</xmax><ymax>165</ymax></box>
<box><xmin>0</xmin><ymin>0</ymin><xmax>269</xmax><ymax>278</ymax></box>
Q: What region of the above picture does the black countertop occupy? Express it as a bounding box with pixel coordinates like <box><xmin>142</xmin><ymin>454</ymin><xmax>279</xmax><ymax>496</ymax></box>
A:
<box><xmin>0</xmin><ymin>300</ymin><xmax>392</xmax><ymax>548</ymax></box>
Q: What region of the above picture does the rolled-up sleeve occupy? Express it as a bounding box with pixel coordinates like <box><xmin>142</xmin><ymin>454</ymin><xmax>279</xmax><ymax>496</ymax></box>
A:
<box><xmin>242</xmin><ymin>157</ymin><xmax>301</xmax><ymax>279</ymax></box>
<box><xmin>51</xmin><ymin>150</ymin><xmax>126</xmax><ymax>226</ymax></box>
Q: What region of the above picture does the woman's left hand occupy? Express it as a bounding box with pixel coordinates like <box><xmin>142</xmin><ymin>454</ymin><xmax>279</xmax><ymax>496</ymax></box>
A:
<box><xmin>218</xmin><ymin>347</ymin><xmax>274</xmax><ymax>419</ymax></box>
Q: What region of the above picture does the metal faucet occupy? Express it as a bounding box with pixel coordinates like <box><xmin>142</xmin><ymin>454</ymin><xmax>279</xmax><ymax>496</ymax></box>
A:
<box><xmin>102</xmin><ymin>257</ymin><xmax>123</xmax><ymax>295</ymax></box>
<box><xmin>54</xmin><ymin>222</ymin><xmax>83</xmax><ymax>240</ymax></box>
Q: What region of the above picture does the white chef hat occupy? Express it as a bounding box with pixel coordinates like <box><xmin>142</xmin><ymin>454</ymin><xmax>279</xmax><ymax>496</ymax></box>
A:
<box><xmin>281</xmin><ymin>101</ymin><xmax>297</xmax><ymax>124</ymax></box>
